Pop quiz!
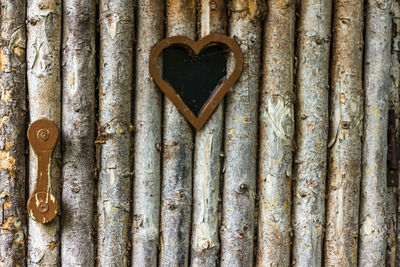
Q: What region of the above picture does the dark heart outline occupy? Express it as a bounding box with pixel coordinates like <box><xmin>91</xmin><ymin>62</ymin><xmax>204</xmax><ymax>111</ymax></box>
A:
<box><xmin>149</xmin><ymin>33</ymin><xmax>243</xmax><ymax>130</ymax></box>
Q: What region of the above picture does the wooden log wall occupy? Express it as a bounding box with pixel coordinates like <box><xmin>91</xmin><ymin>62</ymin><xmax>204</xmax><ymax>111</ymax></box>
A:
<box><xmin>0</xmin><ymin>0</ymin><xmax>399</xmax><ymax>266</ymax></box>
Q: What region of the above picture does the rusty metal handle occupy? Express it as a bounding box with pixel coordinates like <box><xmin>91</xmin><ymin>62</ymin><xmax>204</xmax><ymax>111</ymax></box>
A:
<box><xmin>27</xmin><ymin>118</ymin><xmax>59</xmax><ymax>223</ymax></box>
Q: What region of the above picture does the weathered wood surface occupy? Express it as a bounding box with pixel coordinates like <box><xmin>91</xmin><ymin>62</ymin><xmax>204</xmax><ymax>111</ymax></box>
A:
<box><xmin>220</xmin><ymin>1</ymin><xmax>265</xmax><ymax>266</ymax></box>
<box><xmin>1</xmin><ymin>2</ymin><xmax>399</xmax><ymax>266</ymax></box>
<box><xmin>61</xmin><ymin>0</ymin><xmax>96</xmax><ymax>266</ymax></box>
<box><xmin>391</xmin><ymin>3</ymin><xmax>400</xmax><ymax>267</ymax></box>
<box><xmin>387</xmin><ymin>186</ymin><xmax>397</xmax><ymax>266</ymax></box>
<box><xmin>97</xmin><ymin>0</ymin><xmax>134</xmax><ymax>266</ymax></box>
<box><xmin>191</xmin><ymin>0</ymin><xmax>226</xmax><ymax>266</ymax></box>
<box><xmin>292</xmin><ymin>0</ymin><xmax>332</xmax><ymax>266</ymax></box>
<box><xmin>256</xmin><ymin>0</ymin><xmax>295</xmax><ymax>266</ymax></box>
<box><xmin>324</xmin><ymin>0</ymin><xmax>364</xmax><ymax>266</ymax></box>
<box><xmin>359</xmin><ymin>0</ymin><xmax>392</xmax><ymax>266</ymax></box>
<box><xmin>0</xmin><ymin>0</ymin><xmax>27</xmax><ymax>266</ymax></box>
<box><xmin>159</xmin><ymin>1</ymin><xmax>196</xmax><ymax>266</ymax></box>
<box><xmin>388</xmin><ymin>3</ymin><xmax>400</xmax><ymax>265</ymax></box>
<box><xmin>132</xmin><ymin>0</ymin><xmax>163</xmax><ymax>266</ymax></box>
<box><xmin>27</xmin><ymin>0</ymin><xmax>62</xmax><ymax>265</ymax></box>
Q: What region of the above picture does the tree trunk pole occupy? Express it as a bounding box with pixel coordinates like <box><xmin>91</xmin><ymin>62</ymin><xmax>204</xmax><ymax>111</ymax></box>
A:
<box><xmin>359</xmin><ymin>0</ymin><xmax>392</xmax><ymax>265</ymax></box>
<box><xmin>256</xmin><ymin>0</ymin><xmax>295</xmax><ymax>266</ymax></box>
<box><xmin>159</xmin><ymin>1</ymin><xmax>196</xmax><ymax>266</ymax></box>
<box><xmin>191</xmin><ymin>1</ymin><xmax>226</xmax><ymax>266</ymax></box>
<box><xmin>324</xmin><ymin>0</ymin><xmax>364</xmax><ymax>266</ymax></box>
<box><xmin>132</xmin><ymin>0</ymin><xmax>163</xmax><ymax>266</ymax></box>
<box><xmin>292</xmin><ymin>0</ymin><xmax>332</xmax><ymax>266</ymax></box>
<box><xmin>0</xmin><ymin>0</ymin><xmax>27</xmax><ymax>266</ymax></box>
<box><xmin>393</xmin><ymin>2</ymin><xmax>400</xmax><ymax>265</ymax></box>
<box><xmin>386</xmin><ymin>189</ymin><xmax>397</xmax><ymax>266</ymax></box>
<box><xmin>97</xmin><ymin>0</ymin><xmax>134</xmax><ymax>266</ymax></box>
<box><xmin>220</xmin><ymin>1</ymin><xmax>264</xmax><ymax>266</ymax></box>
<box><xmin>387</xmin><ymin>3</ymin><xmax>400</xmax><ymax>260</ymax></box>
<box><xmin>61</xmin><ymin>0</ymin><xmax>96</xmax><ymax>266</ymax></box>
<box><xmin>26</xmin><ymin>0</ymin><xmax>62</xmax><ymax>266</ymax></box>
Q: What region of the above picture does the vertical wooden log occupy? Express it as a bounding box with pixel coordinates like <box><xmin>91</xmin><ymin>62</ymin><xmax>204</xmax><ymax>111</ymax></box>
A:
<box><xmin>132</xmin><ymin>0</ymin><xmax>163</xmax><ymax>266</ymax></box>
<box><xmin>159</xmin><ymin>1</ymin><xmax>196</xmax><ymax>266</ymax></box>
<box><xmin>0</xmin><ymin>0</ymin><xmax>27</xmax><ymax>265</ymax></box>
<box><xmin>220</xmin><ymin>1</ymin><xmax>264</xmax><ymax>266</ymax></box>
<box><xmin>387</xmin><ymin>188</ymin><xmax>397</xmax><ymax>266</ymax></box>
<box><xmin>324</xmin><ymin>0</ymin><xmax>364</xmax><ymax>266</ymax></box>
<box><xmin>359</xmin><ymin>0</ymin><xmax>392</xmax><ymax>265</ymax></box>
<box><xmin>26</xmin><ymin>0</ymin><xmax>61</xmax><ymax>265</ymax></box>
<box><xmin>393</xmin><ymin>3</ymin><xmax>400</xmax><ymax>266</ymax></box>
<box><xmin>61</xmin><ymin>0</ymin><xmax>96</xmax><ymax>266</ymax></box>
<box><xmin>292</xmin><ymin>0</ymin><xmax>332</xmax><ymax>266</ymax></box>
<box><xmin>97</xmin><ymin>0</ymin><xmax>134</xmax><ymax>266</ymax></box>
<box><xmin>256</xmin><ymin>0</ymin><xmax>295</xmax><ymax>266</ymax></box>
<box><xmin>191</xmin><ymin>1</ymin><xmax>226</xmax><ymax>266</ymax></box>
<box><xmin>390</xmin><ymin>4</ymin><xmax>400</xmax><ymax>267</ymax></box>
<box><xmin>387</xmin><ymin>3</ymin><xmax>400</xmax><ymax>261</ymax></box>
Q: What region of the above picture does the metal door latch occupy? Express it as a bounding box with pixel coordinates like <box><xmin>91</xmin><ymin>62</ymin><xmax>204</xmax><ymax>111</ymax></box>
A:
<box><xmin>27</xmin><ymin>118</ymin><xmax>59</xmax><ymax>223</ymax></box>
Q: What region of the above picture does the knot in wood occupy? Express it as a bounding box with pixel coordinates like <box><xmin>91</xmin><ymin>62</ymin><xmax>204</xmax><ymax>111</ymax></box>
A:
<box><xmin>202</xmin><ymin>240</ymin><xmax>210</xmax><ymax>249</ymax></box>
<box><xmin>209</xmin><ymin>0</ymin><xmax>217</xmax><ymax>10</ymax></box>
<box><xmin>167</xmin><ymin>202</ymin><xmax>176</xmax><ymax>210</ymax></box>
<box><xmin>341</xmin><ymin>121</ymin><xmax>350</xmax><ymax>130</ymax></box>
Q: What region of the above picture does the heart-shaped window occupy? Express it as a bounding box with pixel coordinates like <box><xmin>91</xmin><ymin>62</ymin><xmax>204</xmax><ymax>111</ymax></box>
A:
<box><xmin>162</xmin><ymin>44</ymin><xmax>227</xmax><ymax>117</ymax></box>
<box><xmin>150</xmin><ymin>33</ymin><xmax>243</xmax><ymax>130</ymax></box>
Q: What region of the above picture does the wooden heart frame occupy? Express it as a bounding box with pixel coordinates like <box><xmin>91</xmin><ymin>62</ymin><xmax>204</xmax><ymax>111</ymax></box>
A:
<box><xmin>149</xmin><ymin>33</ymin><xmax>243</xmax><ymax>130</ymax></box>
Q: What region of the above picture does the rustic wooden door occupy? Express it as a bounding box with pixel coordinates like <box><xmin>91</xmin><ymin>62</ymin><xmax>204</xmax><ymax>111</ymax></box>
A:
<box><xmin>0</xmin><ymin>0</ymin><xmax>399</xmax><ymax>266</ymax></box>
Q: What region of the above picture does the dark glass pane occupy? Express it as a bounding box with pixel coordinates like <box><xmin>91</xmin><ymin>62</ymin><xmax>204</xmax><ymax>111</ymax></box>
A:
<box><xmin>162</xmin><ymin>44</ymin><xmax>227</xmax><ymax>117</ymax></box>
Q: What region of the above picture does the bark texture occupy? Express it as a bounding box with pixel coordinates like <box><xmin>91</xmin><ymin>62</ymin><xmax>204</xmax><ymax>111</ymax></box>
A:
<box><xmin>256</xmin><ymin>0</ymin><xmax>295</xmax><ymax>266</ymax></box>
<box><xmin>387</xmin><ymin>3</ymin><xmax>400</xmax><ymax>264</ymax></box>
<box><xmin>159</xmin><ymin>1</ymin><xmax>196</xmax><ymax>266</ymax></box>
<box><xmin>359</xmin><ymin>0</ymin><xmax>392</xmax><ymax>265</ymax></box>
<box><xmin>132</xmin><ymin>0</ymin><xmax>163</xmax><ymax>266</ymax></box>
<box><xmin>393</xmin><ymin>3</ymin><xmax>400</xmax><ymax>266</ymax></box>
<box><xmin>97</xmin><ymin>0</ymin><xmax>134</xmax><ymax>266</ymax></box>
<box><xmin>61</xmin><ymin>0</ymin><xmax>96</xmax><ymax>266</ymax></box>
<box><xmin>220</xmin><ymin>1</ymin><xmax>264</xmax><ymax>266</ymax></box>
<box><xmin>0</xmin><ymin>0</ymin><xmax>27</xmax><ymax>266</ymax></box>
<box><xmin>27</xmin><ymin>0</ymin><xmax>62</xmax><ymax>265</ymax></box>
<box><xmin>191</xmin><ymin>1</ymin><xmax>226</xmax><ymax>266</ymax></box>
<box><xmin>386</xmin><ymin>186</ymin><xmax>397</xmax><ymax>266</ymax></box>
<box><xmin>292</xmin><ymin>0</ymin><xmax>332</xmax><ymax>266</ymax></box>
<box><xmin>324</xmin><ymin>0</ymin><xmax>364</xmax><ymax>266</ymax></box>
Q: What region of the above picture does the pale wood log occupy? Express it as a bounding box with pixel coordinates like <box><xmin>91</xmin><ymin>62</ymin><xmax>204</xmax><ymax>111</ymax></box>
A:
<box><xmin>27</xmin><ymin>0</ymin><xmax>62</xmax><ymax>265</ymax></box>
<box><xmin>387</xmin><ymin>3</ymin><xmax>400</xmax><ymax>266</ymax></box>
<box><xmin>292</xmin><ymin>0</ymin><xmax>332</xmax><ymax>266</ymax></box>
<box><xmin>61</xmin><ymin>0</ymin><xmax>96</xmax><ymax>266</ymax></box>
<box><xmin>97</xmin><ymin>0</ymin><xmax>134</xmax><ymax>266</ymax></box>
<box><xmin>132</xmin><ymin>0</ymin><xmax>163</xmax><ymax>266</ymax></box>
<box><xmin>324</xmin><ymin>0</ymin><xmax>364</xmax><ymax>266</ymax></box>
<box><xmin>191</xmin><ymin>0</ymin><xmax>226</xmax><ymax>266</ymax></box>
<box><xmin>220</xmin><ymin>1</ymin><xmax>265</xmax><ymax>266</ymax></box>
<box><xmin>359</xmin><ymin>0</ymin><xmax>392</xmax><ymax>265</ymax></box>
<box><xmin>159</xmin><ymin>1</ymin><xmax>196</xmax><ymax>266</ymax></box>
<box><xmin>0</xmin><ymin>0</ymin><xmax>27</xmax><ymax>265</ymax></box>
<box><xmin>256</xmin><ymin>0</ymin><xmax>295</xmax><ymax>266</ymax></box>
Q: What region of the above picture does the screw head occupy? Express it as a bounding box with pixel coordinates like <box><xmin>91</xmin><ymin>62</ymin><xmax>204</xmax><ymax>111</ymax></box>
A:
<box><xmin>38</xmin><ymin>202</ymin><xmax>49</xmax><ymax>213</ymax></box>
<box><xmin>37</xmin><ymin>129</ymin><xmax>50</xmax><ymax>141</ymax></box>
